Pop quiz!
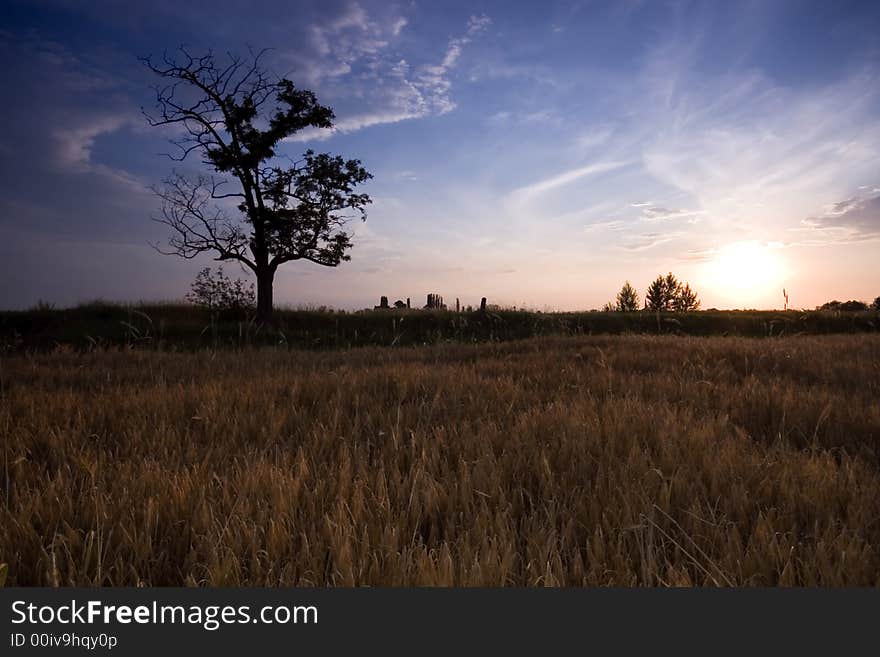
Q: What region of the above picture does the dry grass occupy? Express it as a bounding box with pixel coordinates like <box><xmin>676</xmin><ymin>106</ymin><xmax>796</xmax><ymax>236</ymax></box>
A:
<box><xmin>2</xmin><ymin>334</ymin><xmax>880</xmax><ymax>586</ymax></box>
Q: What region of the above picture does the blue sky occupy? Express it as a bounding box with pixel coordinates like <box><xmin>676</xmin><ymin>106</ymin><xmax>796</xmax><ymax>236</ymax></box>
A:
<box><xmin>1</xmin><ymin>0</ymin><xmax>879</xmax><ymax>310</ymax></box>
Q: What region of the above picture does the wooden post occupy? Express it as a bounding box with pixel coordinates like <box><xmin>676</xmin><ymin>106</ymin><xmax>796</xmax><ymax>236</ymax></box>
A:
<box><xmin>406</xmin><ymin>297</ymin><xmax>410</xmax><ymax>309</ymax></box>
<box><xmin>480</xmin><ymin>297</ymin><xmax>487</xmax><ymax>313</ymax></box>
<box><xmin>456</xmin><ymin>298</ymin><xmax>460</xmax><ymax>313</ymax></box>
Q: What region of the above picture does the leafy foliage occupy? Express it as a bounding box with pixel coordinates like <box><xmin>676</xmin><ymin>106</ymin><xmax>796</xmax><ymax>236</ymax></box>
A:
<box><xmin>819</xmin><ymin>300</ymin><xmax>869</xmax><ymax>311</ymax></box>
<box><xmin>615</xmin><ymin>281</ymin><xmax>639</xmax><ymax>312</ymax></box>
<box><xmin>664</xmin><ymin>272</ymin><xmax>681</xmax><ymax>302</ymax></box>
<box><xmin>645</xmin><ymin>277</ymin><xmax>664</xmax><ymax>311</ymax></box>
<box><xmin>186</xmin><ymin>266</ymin><xmax>255</xmax><ymax>313</ymax></box>
<box><xmin>646</xmin><ymin>273</ymin><xmax>699</xmax><ymax>312</ymax></box>
<box><xmin>645</xmin><ymin>274</ymin><xmax>675</xmax><ymax>311</ymax></box>
<box><xmin>675</xmin><ymin>283</ymin><xmax>701</xmax><ymax>312</ymax></box>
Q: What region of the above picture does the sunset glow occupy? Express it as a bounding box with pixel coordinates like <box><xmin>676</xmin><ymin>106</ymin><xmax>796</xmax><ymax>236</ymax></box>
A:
<box><xmin>700</xmin><ymin>242</ymin><xmax>788</xmax><ymax>308</ymax></box>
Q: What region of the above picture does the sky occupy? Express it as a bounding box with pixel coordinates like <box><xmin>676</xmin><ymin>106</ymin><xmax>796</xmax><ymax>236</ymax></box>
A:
<box><xmin>1</xmin><ymin>0</ymin><xmax>879</xmax><ymax>311</ymax></box>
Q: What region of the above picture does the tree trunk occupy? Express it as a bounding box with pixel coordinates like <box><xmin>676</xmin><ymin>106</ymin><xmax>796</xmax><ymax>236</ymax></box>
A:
<box><xmin>256</xmin><ymin>267</ymin><xmax>275</xmax><ymax>322</ymax></box>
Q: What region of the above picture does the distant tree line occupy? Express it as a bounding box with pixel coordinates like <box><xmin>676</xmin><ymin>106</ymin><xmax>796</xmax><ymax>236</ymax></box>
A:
<box><xmin>604</xmin><ymin>273</ymin><xmax>701</xmax><ymax>312</ymax></box>
<box><xmin>818</xmin><ymin>298</ymin><xmax>880</xmax><ymax>312</ymax></box>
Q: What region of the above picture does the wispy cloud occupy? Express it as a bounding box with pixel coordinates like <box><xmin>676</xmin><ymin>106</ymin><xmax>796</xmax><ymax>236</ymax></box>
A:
<box><xmin>507</xmin><ymin>160</ymin><xmax>630</xmax><ymax>206</ymax></box>
<box><xmin>678</xmin><ymin>247</ymin><xmax>718</xmax><ymax>262</ymax></box>
<box><xmin>618</xmin><ymin>231</ymin><xmax>682</xmax><ymax>251</ymax></box>
<box><xmin>800</xmin><ymin>190</ymin><xmax>880</xmax><ymax>242</ymax></box>
<box><xmin>390</xmin><ymin>17</ymin><xmax>408</xmax><ymax>37</ymax></box>
<box><xmin>637</xmin><ymin>205</ymin><xmax>704</xmax><ymax>223</ymax></box>
<box><xmin>439</xmin><ymin>14</ymin><xmax>491</xmax><ymax>69</ymax></box>
<box><xmin>637</xmin><ymin>62</ymin><xmax>880</xmax><ymax>242</ymax></box>
<box><xmin>288</xmin><ymin>12</ymin><xmax>491</xmax><ymax>142</ymax></box>
<box><xmin>53</xmin><ymin>115</ymin><xmax>129</xmax><ymax>171</ymax></box>
<box><xmin>583</xmin><ymin>219</ymin><xmax>627</xmax><ymax>233</ymax></box>
<box><xmin>304</xmin><ymin>2</ymin><xmax>391</xmax><ymax>80</ymax></box>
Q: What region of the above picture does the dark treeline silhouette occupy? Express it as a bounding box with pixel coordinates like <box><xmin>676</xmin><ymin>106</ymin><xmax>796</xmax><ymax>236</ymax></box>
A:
<box><xmin>4</xmin><ymin>302</ymin><xmax>879</xmax><ymax>353</ymax></box>
<box><xmin>818</xmin><ymin>299</ymin><xmax>871</xmax><ymax>311</ymax></box>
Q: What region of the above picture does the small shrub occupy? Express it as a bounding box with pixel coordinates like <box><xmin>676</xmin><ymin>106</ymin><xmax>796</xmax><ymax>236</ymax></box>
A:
<box><xmin>186</xmin><ymin>266</ymin><xmax>255</xmax><ymax>314</ymax></box>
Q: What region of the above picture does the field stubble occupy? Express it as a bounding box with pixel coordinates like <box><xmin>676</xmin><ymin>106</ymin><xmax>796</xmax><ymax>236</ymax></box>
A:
<box><xmin>2</xmin><ymin>334</ymin><xmax>880</xmax><ymax>585</ymax></box>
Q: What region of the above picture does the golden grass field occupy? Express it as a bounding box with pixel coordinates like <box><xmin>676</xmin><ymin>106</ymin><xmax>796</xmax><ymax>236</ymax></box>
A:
<box><xmin>2</xmin><ymin>334</ymin><xmax>880</xmax><ymax>586</ymax></box>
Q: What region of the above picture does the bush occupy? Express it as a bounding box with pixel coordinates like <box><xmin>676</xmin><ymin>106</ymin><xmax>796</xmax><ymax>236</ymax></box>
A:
<box><xmin>186</xmin><ymin>267</ymin><xmax>255</xmax><ymax>313</ymax></box>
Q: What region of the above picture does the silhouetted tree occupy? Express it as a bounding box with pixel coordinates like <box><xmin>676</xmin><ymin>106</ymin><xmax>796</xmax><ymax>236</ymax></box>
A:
<box><xmin>142</xmin><ymin>48</ymin><xmax>372</xmax><ymax>320</ymax></box>
<box><xmin>820</xmin><ymin>299</ymin><xmax>868</xmax><ymax>311</ymax></box>
<box><xmin>873</xmin><ymin>296</ymin><xmax>880</xmax><ymax>311</ymax></box>
<box><xmin>674</xmin><ymin>282</ymin><xmax>700</xmax><ymax>312</ymax></box>
<box><xmin>646</xmin><ymin>272</ymin><xmax>699</xmax><ymax>312</ymax></box>
<box><xmin>615</xmin><ymin>281</ymin><xmax>639</xmax><ymax>312</ymax></box>
<box><xmin>664</xmin><ymin>272</ymin><xmax>681</xmax><ymax>304</ymax></box>
<box><xmin>645</xmin><ymin>273</ymin><xmax>678</xmax><ymax>311</ymax></box>
<box><xmin>645</xmin><ymin>276</ymin><xmax>666</xmax><ymax>311</ymax></box>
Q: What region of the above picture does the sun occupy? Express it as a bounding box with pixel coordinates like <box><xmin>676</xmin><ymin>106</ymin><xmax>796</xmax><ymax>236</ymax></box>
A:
<box><xmin>700</xmin><ymin>241</ymin><xmax>787</xmax><ymax>307</ymax></box>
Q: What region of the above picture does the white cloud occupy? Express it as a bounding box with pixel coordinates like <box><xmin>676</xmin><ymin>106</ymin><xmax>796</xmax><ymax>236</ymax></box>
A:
<box><xmin>800</xmin><ymin>190</ymin><xmax>880</xmax><ymax>241</ymax></box>
<box><xmin>575</xmin><ymin>125</ymin><xmax>614</xmax><ymax>150</ymax></box>
<box><xmin>442</xmin><ymin>44</ymin><xmax>462</xmax><ymax>69</ymax></box>
<box><xmin>287</xmin><ymin>13</ymin><xmax>491</xmax><ymax>142</ymax></box>
<box><xmin>307</xmin><ymin>2</ymin><xmax>388</xmax><ymax>68</ymax></box>
<box><xmin>390</xmin><ymin>17</ymin><xmax>408</xmax><ymax>37</ymax></box>
<box><xmin>638</xmin><ymin>206</ymin><xmax>704</xmax><ymax>223</ymax></box>
<box><xmin>507</xmin><ymin>160</ymin><xmax>631</xmax><ymax>206</ymax></box>
<box><xmin>583</xmin><ymin>219</ymin><xmax>626</xmax><ymax>233</ymax></box>
<box><xmin>53</xmin><ymin>116</ymin><xmax>129</xmax><ymax>171</ymax></box>
<box><xmin>619</xmin><ymin>231</ymin><xmax>683</xmax><ymax>251</ymax></box>
<box><xmin>636</xmin><ymin>61</ymin><xmax>880</xmax><ymax>243</ymax></box>
<box><xmin>52</xmin><ymin>115</ymin><xmax>146</xmax><ymax>193</ymax></box>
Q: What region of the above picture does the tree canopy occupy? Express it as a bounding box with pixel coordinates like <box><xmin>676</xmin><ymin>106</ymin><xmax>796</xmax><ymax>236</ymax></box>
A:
<box><xmin>616</xmin><ymin>281</ymin><xmax>639</xmax><ymax>312</ymax></box>
<box><xmin>645</xmin><ymin>273</ymin><xmax>699</xmax><ymax>312</ymax></box>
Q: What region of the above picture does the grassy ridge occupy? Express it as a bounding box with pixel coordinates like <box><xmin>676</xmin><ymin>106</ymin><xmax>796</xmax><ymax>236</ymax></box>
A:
<box><xmin>2</xmin><ymin>334</ymin><xmax>880</xmax><ymax>585</ymax></box>
<box><xmin>2</xmin><ymin>302</ymin><xmax>878</xmax><ymax>351</ymax></box>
